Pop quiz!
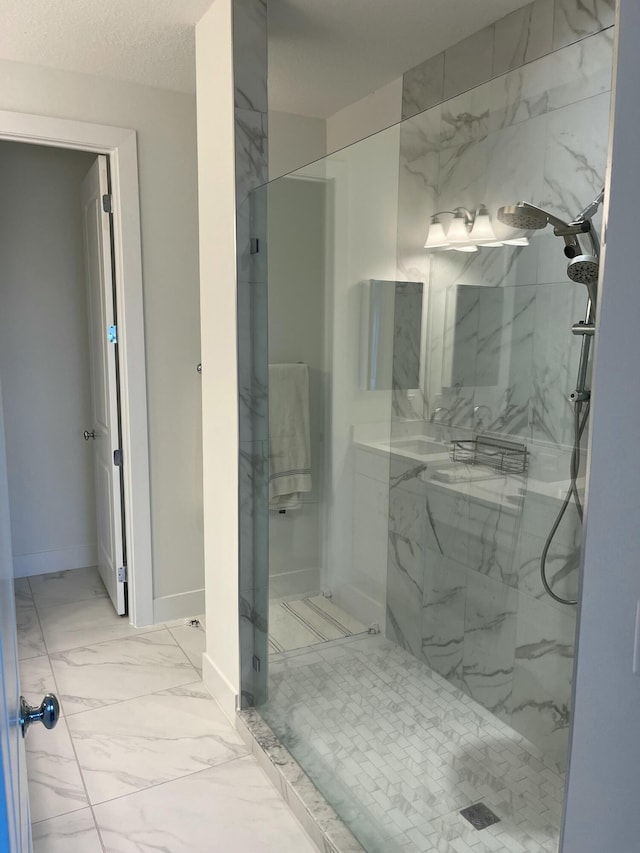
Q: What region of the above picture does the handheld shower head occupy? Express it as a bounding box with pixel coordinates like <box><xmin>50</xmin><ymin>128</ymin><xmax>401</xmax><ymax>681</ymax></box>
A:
<box><xmin>567</xmin><ymin>254</ymin><xmax>599</xmax><ymax>286</ymax></box>
<box><xmin>497</xmin><ymin>203</ymin><xmax>551</xmax><ymax>230</ymax></box>
<box><xmin>497</xmin><ymin>202</ymin><xmax>573</xmax><ymax>233</ymax></box>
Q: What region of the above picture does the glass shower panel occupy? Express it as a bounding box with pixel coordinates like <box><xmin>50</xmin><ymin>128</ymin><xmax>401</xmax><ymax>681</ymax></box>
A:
<box><xmin>251</xmin><ymin>15</ymin><xmax>614</xmax><ymax>853</ymax></box>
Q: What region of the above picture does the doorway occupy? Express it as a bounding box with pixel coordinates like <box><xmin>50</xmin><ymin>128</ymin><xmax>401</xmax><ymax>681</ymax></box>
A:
<box><xmin>0</xmin><ymin>141</ymin><xmax>128</xmax><ymax>616</ymax></box>
<box><xmin>0</xmin><ymin>110</ymin><xmax>153</xmax><ymax>628</ymax></box>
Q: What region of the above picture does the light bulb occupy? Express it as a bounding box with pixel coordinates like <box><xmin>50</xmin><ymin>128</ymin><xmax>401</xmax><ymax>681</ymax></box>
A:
<box><xmin>447</xmin><ymin>214</ymin><xmax>471</xmax><ymax>244</ymax></box>
<box><xmin>424</xmin><ymin>217</ymin><xmax>448</xmax><ymax>249</ymax></box>
<box><xmin>452</xmin><ymin>245</ymin><xmax>479</xmax><ymax>253</ymax></box>
<box><xmin>469</xmin><ymin>205</ymin><xmax>498</xmax><ymax>244</ymax></box>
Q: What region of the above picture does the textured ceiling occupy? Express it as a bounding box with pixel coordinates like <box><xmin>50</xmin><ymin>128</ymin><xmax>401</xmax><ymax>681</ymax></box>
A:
<box><xmin>1</xmin><ymin>0</ymin><xmax>212</xmax><ymax>93</ymax></box>
<box><xmin>2</xmin><ymin>0</ymin><xmax>532</xmax><ymax>114</ymax></box>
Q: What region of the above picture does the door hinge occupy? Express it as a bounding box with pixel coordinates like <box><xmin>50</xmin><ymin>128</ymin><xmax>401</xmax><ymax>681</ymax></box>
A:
<box><xmin>117</xmin><ymin>566</ymin><xmax>128</xmax><ymax>583</ymax></box>
<box><xmin>113</xmin><ymin>449</ymin><xmax>122</xmax><ymax>467</ymax></box>
<box><xmin>102</xmin><ymin>193</ymin><xmax>113</xmax><ymax>214</ymax></box>
<box><xmin>108</xmin><ymin>324</ymin><xmax>118</xmax><ymax>343</ymax></box>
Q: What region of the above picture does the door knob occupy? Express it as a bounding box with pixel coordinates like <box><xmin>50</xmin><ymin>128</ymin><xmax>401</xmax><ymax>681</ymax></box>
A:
<box><xmin>19</xmin><ymin>694</ymin><xmax>60</xmax><ymax>738</ymax></box>
<box><xmin>83</xmin><ymin>430</ymin><xmax>95</xmax><ymax>440</ymax></box>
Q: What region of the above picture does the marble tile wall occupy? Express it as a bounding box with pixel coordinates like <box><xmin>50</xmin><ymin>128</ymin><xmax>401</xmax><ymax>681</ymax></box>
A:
<box><xmin>234</xmin><ymin>0</ymin><xmax>270</xmax><ymax>709</ymax></box>
<box><xmin>388</xmin><ymin>1</ymin><xmax>614</xmax><ymax>768</ymax></box>
<box><xmin>401</xmin><ymin>0</ymin><xmax>615</xmax><ymax>120</ymax></box>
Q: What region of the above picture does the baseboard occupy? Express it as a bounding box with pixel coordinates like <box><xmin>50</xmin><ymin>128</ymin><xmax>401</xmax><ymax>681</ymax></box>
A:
<box><xmin>13</xmin><ymin>544</ymin><xmax>97</xmax><ymax>578</ymax></box>
<box><xmin>202</xmin><ymin>652</ymin><xmax>238</xmax><ymax>722</ymax></box>
<box><xmin>332</xmin><ymin>582</ymin><xmax>385</xmax><ymax>632</ymax></box>
<box><xmin>269</xmin><ymin>567</ymin><xmax>320</xmax><ymax>599</ymax></box>
<box><xmin>152</xmin><ymin>588</ymin><xmax>205</xmax><ymax>623</ymax></box>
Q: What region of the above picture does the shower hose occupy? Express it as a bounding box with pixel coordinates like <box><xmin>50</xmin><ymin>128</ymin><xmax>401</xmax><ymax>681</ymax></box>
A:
<box><xmin>539</xmin><ymin>399</ymin><xmax>590</xmax><ymax>606</ymax></box>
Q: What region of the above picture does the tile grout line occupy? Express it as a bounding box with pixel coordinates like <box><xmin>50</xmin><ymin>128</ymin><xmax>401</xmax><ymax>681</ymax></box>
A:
<box><xmin>20</xmin><ymin>575</ymin><xmax>205</xmax><ymax>851</ymax></box>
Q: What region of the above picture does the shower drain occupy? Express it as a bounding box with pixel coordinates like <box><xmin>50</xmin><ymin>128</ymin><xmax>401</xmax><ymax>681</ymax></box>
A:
<box><xmin>459</xmin><ymin>802</ymin><xmax>501</xmax><ymax>830</ymax></box>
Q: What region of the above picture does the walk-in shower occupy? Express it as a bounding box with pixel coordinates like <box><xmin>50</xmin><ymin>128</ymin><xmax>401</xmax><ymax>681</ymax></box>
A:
<box><xmin>242</xmin><ymin>6</ymin><xmax>615</xmax><ymax>852</ymax></box>
<box><xmin>498</xmin><ymin>189</ymin><xmax>604</xmax><ymax>605</ymax></box>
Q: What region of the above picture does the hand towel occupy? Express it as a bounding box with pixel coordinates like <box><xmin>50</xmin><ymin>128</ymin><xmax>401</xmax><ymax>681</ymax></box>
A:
<box><xmin>269</xmin><ymin>364</ymin><xmax>312</xmax><ymax>510</ymax></box>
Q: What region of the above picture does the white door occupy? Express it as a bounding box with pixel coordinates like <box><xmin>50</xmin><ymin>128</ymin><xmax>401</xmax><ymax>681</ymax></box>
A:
<box><xmin>82</xmin><ymin>156</ymin><xmax>126</xmax><ymax>615</ymax></box>
<box><xmin>0</xmin><ymin>379</ymin><xmax>31</xmax><ymax>853</ymax></box>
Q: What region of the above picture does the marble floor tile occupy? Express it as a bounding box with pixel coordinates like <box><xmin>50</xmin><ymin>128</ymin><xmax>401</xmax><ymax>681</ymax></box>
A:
<box><xmin>93</xmin><ymin>756</ymin><xmax>317</xmax><ymax>853</ymax></box>
<box><xmin>49</xmin><ymin>629</ymin><xmax>198</xmax><ymax>715</ymax></box>
<box><xmin>16</xmin><ymin>599</ymin><xmax>46</xmax><ymax>660</ymax></box>
<box><xmin>168</xmin><ymin>622</ymin><xmax>206</xmax><ymax>672</ymax></box>
<box><xmin>25</xmin><ymin>714</ymin><xmax>88</xmax><ymax>823</ymax></box>
<box><xmin>67</xmin><ymin>682</ymin><xmax>250</xmax><ymax>803</ymax></box>
<box><xmin>29</xmin><ymin>566</ymin><xmax>108</xmax><ymax>606</ymax></box>
<box><xmin>14</xmin><ymin>577</ymin><xmax>33</xmax><ymax>605</ymax></box>
<box><xmin>32</xmin><ymin>808</ymin><xmax>103</xmax><ymax>853</ymax></box>
<box><xmin>19</xmin><ymin>654</ymin><xmax>56</xmax><ymax>700</ymax></box>
<box><xmin>261</xmin><ymin>634</ymin><xmax>563</xmax><ymax>853</ymax></box>
<box><xmin>36</xmin><ymin>595</ymin><xmax>163</xmax><ymax>653</ymax></box>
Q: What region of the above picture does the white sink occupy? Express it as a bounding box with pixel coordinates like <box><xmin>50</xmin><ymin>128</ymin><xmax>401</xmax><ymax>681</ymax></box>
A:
<box><xmin>390</xmin><ymin>437</ymin><xmax>446</xmax><ymax>457</ymax></box>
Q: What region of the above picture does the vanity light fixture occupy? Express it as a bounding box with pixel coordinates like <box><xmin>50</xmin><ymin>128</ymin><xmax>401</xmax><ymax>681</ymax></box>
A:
<box><xmin>424</xmin><ymin>204</ymin><xmax>529</xmax><ymax>252</ymax></box>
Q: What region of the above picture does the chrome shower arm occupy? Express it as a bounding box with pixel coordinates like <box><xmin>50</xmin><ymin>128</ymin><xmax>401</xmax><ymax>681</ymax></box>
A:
<box><xmin>572</xmin><ymin>188</ymin><xmax>605</xmax><ymax>225</ymax></box>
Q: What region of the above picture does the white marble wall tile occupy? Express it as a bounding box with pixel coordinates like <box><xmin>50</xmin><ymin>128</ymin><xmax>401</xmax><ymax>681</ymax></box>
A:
<box><xmin>489</xmin><ymin>28</ymin><xmax>612</xmax><ymax>133</ymax></box>
<box><xmin>35</xmin><ymin>595</ymin><xmax>163</xmax><ymax>653</ymax></box>
<box><xmin>67</xmin><ymin>682</ymin><xmax>249</xmax><ymax>804</ymax></box>
<box><xmin>541</xmin><ymin>90</ymin><xmax>611</xmax><ymax>225</ymax></box>
<box><xmin>397</xmin><ymin>113</ymin><xmax>440</xmax><ymax>289</ymax></box>
<box><xmin>402</xmin><ymin>52</ymin><xmax>445</xmax><ymax>120</ymax></box>
<box><xmin>438</xmin><ymin>85</ymin><xmax>490</xmax><ymax>219</ymax></box>
<box><xmin>421</xmin><ymin>556</ymin><xmax>466</xmax><ymax>685</ymax></box>
<box><xmin>233</xmin><ymin>0</ymin><xmax>267</xmax><ymax>112</ymax></box>
<box><xmin>485</xmin><ymin>114</ymin><xmax>547</xmax><ymax>223</ymax></box>
<box><xmin>466</xmin><ymin>498</ymin><xmax>520</xmax><ymax>587</ymax></box>
<box><xmin>443</xmin><ymin>27</ymin><xmax>494</xmax><ymax>101</ymax></box>
<box><xmin>514</xmin><ymin>591</ymin><xmax>576</xmax><ymax>706</ymax></box>
<box><xmin>493</xmin><ymin>0</ymin><xmax>554</xmax><ymax>77</ymax></box>
<box><xmin>49</xmin><ymin>629</ymin><xmax>198</xmax><ymax>715</ymax></box>
<box><xmin>512</xmin><ymin>592</ymin><xmax>577</xmax><ymax>769</ymax></box>
<box><xmin>25</xmin><ymin>714</ymin><xmax>88</xmax><ymax>823</ymax></box>
<box><xmin>93</xmin><ymin>757</ymin><xmax>318</xmax><ymax>853</ymax></box>
<box><xmin>530</xmin><ymin>282</ymin><xmax>584</xmax><ymax>446</ymax></box>
<box><xmin>28</xmin><ymin>567</ymin><xmax>106</xmax><ymax>606</ymax></box>
<box><xmin>235</xmin><ymin>108</ymin><xmax>268</xmax><ymax>208</ymax></box>
<box><xmin>238</xmin><ymin>284</ymin><xmax>269</xmax><ymax>442</ymax></box>
<box><xmin>516</xmin><ymin>530</ymin><xmax>581</xmax><ymax>608</ymax></box>
<box><xmin>462</xmin><ymin>570</ymin><xmax>518</xmax><ymax>721</ymax></box>
<box><xmin>32</xmin><ymin>808</ymin><xmax>102</xmax><ymax>853</ymax></box>
<box><xmin>553</xmin><ymin>0</ymin><xmax>615</xmax><ymax>50</ymax></box>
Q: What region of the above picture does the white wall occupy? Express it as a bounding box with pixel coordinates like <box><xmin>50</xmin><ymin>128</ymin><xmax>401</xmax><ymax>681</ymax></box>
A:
<box><xmin>268</xmin><ymin>177</ymin><xmax>326</xmax><ymax>598</ymax></box>
<box><xmin>268</xmin><ymin>111</ymin><xmax>326</xmax><ymax>179</ymax></box>
<box><xmin>326</xmin><ymin>78</ymin><xmax>402</xmax><ymax>156</ymax></box>
<box><xmin>196</xmin><ymin>0</ymin><xmax>240</xmax><ymax>719</ymax></box>
<box><xmin>323</xmin><ymin>125</ymin><xmax>400</xmax><ymax>625</ymax></box>
<box><xmin>0</xmin><ymin>60</ymin><xmax>204</xmax><ymax>612</ymax></box>
<box><xmin>0</xmin><ymin>142</ymin><xmax>98</xmax><ymax>577</ymax></box>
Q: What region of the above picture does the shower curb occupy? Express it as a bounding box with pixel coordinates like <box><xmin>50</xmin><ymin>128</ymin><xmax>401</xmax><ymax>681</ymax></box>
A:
<box><xmin>236</xmin><ymin>709</ymin><xmax>366</xmax><ymax>853</ymax></box>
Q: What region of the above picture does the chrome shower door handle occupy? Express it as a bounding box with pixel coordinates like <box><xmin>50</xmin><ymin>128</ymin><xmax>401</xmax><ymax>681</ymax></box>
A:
<box><xmin>83</xmin><ymin>430</ymin><xmax>95</xmax><ymax>441</ymax></box>
<box><xmin>19</xmin><ymin>694</ymin><xmax>60</xmax><ymax>738</ymax></box>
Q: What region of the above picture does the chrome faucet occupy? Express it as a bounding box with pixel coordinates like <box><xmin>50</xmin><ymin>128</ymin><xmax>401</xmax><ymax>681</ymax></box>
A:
<box><xmin>429</xmin><ymin>406</ymin><xmax>451</xmax><ymax>441</ymax></box>
<box><xmin>472</xmin><ymin>404</ymin><xmax>492</xmax><ymax>432</ymax></box>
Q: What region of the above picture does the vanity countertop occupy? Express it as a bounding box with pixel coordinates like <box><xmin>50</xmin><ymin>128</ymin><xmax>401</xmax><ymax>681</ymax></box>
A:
<box><xmin>353</xmin><ymin>435</ymin><xmax>585</xmax><ymax>509</ymax></box>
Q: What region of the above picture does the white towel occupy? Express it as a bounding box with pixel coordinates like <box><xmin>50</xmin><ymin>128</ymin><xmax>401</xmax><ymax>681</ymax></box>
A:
<box><xmin>269</xmin><ymin>364</ymin><xmax>312</xmax><ymax>510</ymax></box>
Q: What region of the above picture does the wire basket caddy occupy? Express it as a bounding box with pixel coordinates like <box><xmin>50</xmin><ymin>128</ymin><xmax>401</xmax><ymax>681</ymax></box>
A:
<box><xmin>450</xmin><ymin>435</ymin><xmax>528</xmax><ymax>475</ymax></box>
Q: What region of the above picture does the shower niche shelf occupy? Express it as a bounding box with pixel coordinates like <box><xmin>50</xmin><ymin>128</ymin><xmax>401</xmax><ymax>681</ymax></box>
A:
<box><xmin>451</xmin><ymin>435</ymin><xmax>528</xmax><ymax>475</ymax></box>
